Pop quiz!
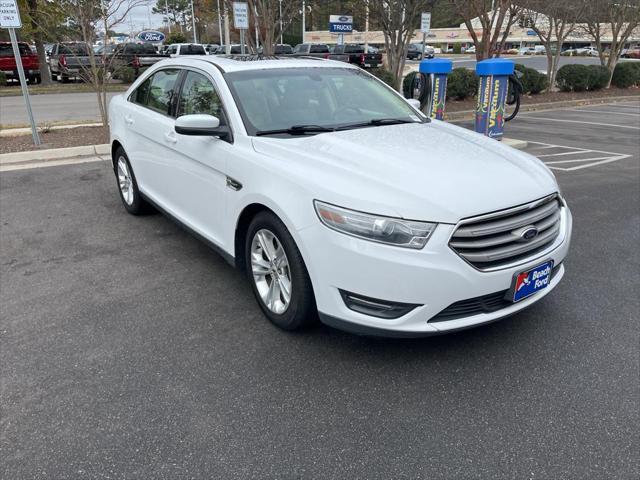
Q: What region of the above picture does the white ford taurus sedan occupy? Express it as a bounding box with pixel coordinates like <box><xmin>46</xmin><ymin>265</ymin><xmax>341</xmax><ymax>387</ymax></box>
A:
<box><xmin>109</xmin><ymin>56</ymin><xmax>572</xmax><ymax>337</ymax></box>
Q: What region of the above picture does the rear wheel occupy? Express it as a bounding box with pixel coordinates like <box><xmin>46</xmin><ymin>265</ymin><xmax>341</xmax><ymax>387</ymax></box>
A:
<box><xmin>245</xmin><ymin>211</ymin><xmax>317</xmax><ymax>331</ymax></box>
<box><xmin>113</xmin><ymin>147</ymin><xmax>150</xmax><ymax>215</ymax></box>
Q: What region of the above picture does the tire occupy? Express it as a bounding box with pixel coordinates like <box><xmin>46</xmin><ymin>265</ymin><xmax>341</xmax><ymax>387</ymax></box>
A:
<box><xmin>33</xmin><ymin>74</ymin><xmax>41</xmax><ymax>84</ymax></box>
<box><xmin>245</xmin><ymin>211</ymin><xmax>317</xmax><ymax>331</ymax></box>
<box><xmin>113</xmin><ymin>147</ymin><xmax>150</xmax><ymax>215</ymax></box>
<box><xmin>61</xmin><ymin>73</ymin><xmax>69</xmax><ymax>83</ymax></box>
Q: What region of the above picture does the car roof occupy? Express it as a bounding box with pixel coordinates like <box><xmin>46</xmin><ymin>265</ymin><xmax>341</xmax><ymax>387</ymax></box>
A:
<box><xmin>151</xmin><ymin>55</ymin><xmax>359</xmax><ymax>73</ymax></box>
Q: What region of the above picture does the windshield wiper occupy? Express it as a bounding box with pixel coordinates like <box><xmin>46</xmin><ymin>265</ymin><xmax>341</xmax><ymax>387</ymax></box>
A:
<box><xmin>255</xmin><ymin>125</ymin><xmax>335</xmax><ymax>136</ymax></box>
<box><xmin>336</xmin><ymin>118</ymin><xmax>423</xmax><ymax>131</ymax></box>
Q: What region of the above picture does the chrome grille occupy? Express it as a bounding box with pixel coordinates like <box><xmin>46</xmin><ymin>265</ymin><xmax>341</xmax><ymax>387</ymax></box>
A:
<box><xmin>449</xmin><ymin>194</ymin><xmax>562</xmax><ymax>270</ymax></box>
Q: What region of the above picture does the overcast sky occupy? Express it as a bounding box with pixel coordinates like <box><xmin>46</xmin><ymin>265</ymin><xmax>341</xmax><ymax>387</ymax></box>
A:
<box><xmin>112</xmin><ymin>2</ymin><xmax>166</xmax><ymax>34</ymax></box>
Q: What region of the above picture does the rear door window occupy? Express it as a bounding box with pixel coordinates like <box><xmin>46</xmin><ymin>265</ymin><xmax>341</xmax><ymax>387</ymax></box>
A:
<box><xmin>0</xmin><ymin>44</ymin><xmax>32</xmax><ymax>56</ymax></box>
<box><xmin>0</xmin><ymin>44</ymin><xmax>13</xmax><ymax>57</ymax></box>
<box><xmin>131</xmin><ymin>69</ymin><xmax>181</xmax><ymax>116</ymax></box>
<box><xmin>310</xmin><ymin>44</ymin><xmax>329</xmax><ymax>53</ymax></box>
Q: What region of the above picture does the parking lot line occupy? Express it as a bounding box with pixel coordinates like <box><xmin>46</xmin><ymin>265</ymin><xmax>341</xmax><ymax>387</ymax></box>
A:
<box><xmin>544</xmin><ymin>155</ymin><xmax>628</xmax><ymax>165</ymax></box>
<box><xmin>571</xmin><ymin>109</ymin><xmax>640</xmax><ymax>116</ymax></box>
<box><xmin>525</xmin><ymin>141</ymin><xmax>633</xmax><ymax>172</ymax></box>
<box><xmin>537</xmin><ymin>150</ymin><xmax>591</xmax><ymax>158</ymax></box>
<box><xmin>517</xmin><ymin>116</ymin><xmax>640</xmax><ymax>130</ymax></box>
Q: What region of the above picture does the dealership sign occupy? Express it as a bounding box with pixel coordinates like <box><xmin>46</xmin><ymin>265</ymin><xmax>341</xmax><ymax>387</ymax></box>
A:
<box><xmin>137</xmin><ymin>30</ymin><xmax>165</xmax><ymax>42</ymax></box>
<box><xmin>329</xmin><ymin>15</ymin><xmax>353</xmax><ymax>33</ymax></box>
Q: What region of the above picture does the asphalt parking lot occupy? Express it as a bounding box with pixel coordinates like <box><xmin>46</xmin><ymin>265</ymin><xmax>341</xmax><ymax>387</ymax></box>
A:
<box><xmin>1</xmin><ymin>99</ymin><xmax>639</xmax><ymax>479</ymax></box>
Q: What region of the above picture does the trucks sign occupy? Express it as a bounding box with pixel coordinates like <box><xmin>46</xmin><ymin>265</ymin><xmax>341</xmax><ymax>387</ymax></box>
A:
<box><xmin>0</xmin><ymin>0</ymin><xmax>21</xmax><ymax>28</ymax></box>
<box><xmin>329</xmin><ymin>15</ymin><xmax>353</xmax><ymax>33</ymax></box>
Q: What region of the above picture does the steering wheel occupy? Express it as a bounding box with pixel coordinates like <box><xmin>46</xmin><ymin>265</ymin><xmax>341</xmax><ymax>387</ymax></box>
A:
<box><xmin>333</xmin><ymin>105</ymin><xmax>362</xmax><ymax>121</ymax></box>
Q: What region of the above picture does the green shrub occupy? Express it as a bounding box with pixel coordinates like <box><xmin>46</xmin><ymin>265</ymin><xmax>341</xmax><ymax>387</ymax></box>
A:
<box><xmin>370</xmin><ymin>68</ymin><xmax>396</xmax><ymax>87</ymax></box>
<box><xmin>587</xmin><ymin>65</ymin><xmax>610</xmax><ymax>90</ymax></box>
<box><xmin>556</xmin><ymin>64</ymin><xmax>591</xmax><ymax>91</ymax></box>
<box><xmin>403</xmin><ymin>71</ymin><xmax>418</xmax><ymax>98</ymax></box>
<box><xmin>452</xmin><ymin>43</ymin><xmax>462</xmax><ymax>54</ymax></box>
<box><xmin>446</xmin><ymin>67</ymin><xmax>478</xmax><ymax>100</ymax></box>
<box><xmin>0</xmin><ymin>70</ymin><xmax>6</xmax><ymax>86</ymax></box>
<box><xmin>119</xmin><ymin>66</ymin><xmax>137</xmax><ymax>84</ymax></box>
<box><xmin>611</xmin><ymin>62</ymin><xmax>640</xmax><ymax>88</ymax></box>
<box><xmin>114</xmin><ymin>67</ymin><xmax>149</xmax><ymax>83</ymax></box>
<box><xmin>514</xmin><ymin>64</ymin><xmax>548</xmax><ymax>94</ymax></box>
<box><xmin>165</xmin><ymin>32</ymin><xmax>186</xmax><ymax>44</ymax></box>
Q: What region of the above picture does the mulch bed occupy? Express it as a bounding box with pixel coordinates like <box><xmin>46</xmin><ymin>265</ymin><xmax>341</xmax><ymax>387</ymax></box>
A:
<box><xmin>0</xmin><ymin>126</ymin><xmax>109</xmax><ymax>154</ymax></box>
<box><xmin>446</xmin><ymin>86</ymin><xmax>640</xmax><ymax>112</ymax></box>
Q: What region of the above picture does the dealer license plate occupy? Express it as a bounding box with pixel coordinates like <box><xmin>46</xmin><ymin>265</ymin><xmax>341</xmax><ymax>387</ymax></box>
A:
<box><xmin>511</xmin><ymin>261</ymin><xmax>554</xmax><ymax>302</ymax></box>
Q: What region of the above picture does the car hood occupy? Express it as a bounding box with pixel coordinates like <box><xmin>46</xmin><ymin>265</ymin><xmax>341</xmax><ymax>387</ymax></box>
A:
<box><xmin>251</xmin><ymin>121</ymin><xmax>558</xmax><ymax>223</ymax></box>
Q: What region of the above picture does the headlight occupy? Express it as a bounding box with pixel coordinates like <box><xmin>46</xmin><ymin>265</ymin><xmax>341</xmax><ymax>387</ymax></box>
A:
<box><xmin>314</xmin><ymin>201</ymin><xmax>437</xmax><ymax>249</ymax></box>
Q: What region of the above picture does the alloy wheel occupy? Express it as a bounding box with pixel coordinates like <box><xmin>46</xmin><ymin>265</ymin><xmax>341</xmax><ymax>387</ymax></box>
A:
<box><xmin>117</xmin><ymin>156</ymin><xmax>134</xmax><ymax>206</ymax></box>
<box><xmin>250</xmin><ymin>229</ymin><xmax>292</xmax><ymax>314</ymax></box>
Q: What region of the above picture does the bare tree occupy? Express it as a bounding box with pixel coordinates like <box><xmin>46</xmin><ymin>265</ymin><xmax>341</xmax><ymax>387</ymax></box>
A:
<box><xmin>368</xmin><ymin>0</ymin><xmax>437</xmax><ymax>91</ymax></box>
<box><xmin>520</xmin><ymin>1</ymin><xmax>585</xmax><ymax>91</ymax></box>
<box><xmin>582</xmin><ymin>0</ymin><xmax>640</xmax><ymax>88</ymax></box>
<box><xmin>58</xmin><ymin>0</ymin><xmax>148</xmax><ymax>126</ymax></box>
<box><xmin>223</xmin><ymin>0</ymin><xmax>298</xmax><ymax>55</ymax></box>
<box><xmin>451</xmin><ymin>0</ymin><xmax>521</xmax><ymax>60</ymax></box>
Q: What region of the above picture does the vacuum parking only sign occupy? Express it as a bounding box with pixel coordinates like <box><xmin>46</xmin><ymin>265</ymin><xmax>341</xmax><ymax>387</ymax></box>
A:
<box><xmin>233</xmin><ymin>2</ymin><xmax>249</xmax><ymax>29</ymax></box>
<box><xmin>0</xmin><ymin>0</ymin><xmax>21</xmax><ymax>28</ymax></box>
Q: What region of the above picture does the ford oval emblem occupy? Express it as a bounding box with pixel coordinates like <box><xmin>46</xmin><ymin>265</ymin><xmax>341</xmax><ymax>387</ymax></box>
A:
<box><xmin>338</xmin><ymin>16</ymin><xmax>350</xmax><ymax>22</ymax></box>
<box><xmin>521</xmin><ymin>226</ymin><xmax>539</xmax><ymax>241</ymax></box>
<box><xmin>137</xmin><ymin>30</ymin><xmax>165</xmax><ymax>43</ymax></box>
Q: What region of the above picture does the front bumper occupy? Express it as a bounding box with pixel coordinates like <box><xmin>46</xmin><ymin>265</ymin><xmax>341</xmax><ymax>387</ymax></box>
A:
<box><xmin>298</xmin><ymin>205</ymin><xmax>572</xmax><ymax>337</ymax></box>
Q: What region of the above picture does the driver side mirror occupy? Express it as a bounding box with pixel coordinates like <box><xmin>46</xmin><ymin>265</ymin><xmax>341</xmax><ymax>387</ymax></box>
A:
<box><xmin>175</xmin><ymin>114</ymin><xmax>231</xmax><ymax>141</ymax></box>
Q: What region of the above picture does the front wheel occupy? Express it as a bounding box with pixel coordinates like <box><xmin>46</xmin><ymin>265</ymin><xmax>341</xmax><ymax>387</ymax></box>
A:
<box><xmin>113</xmin><ymin>147</ymin><xmax>150</xmax><ymax>215</ymax></box>
<box><xmin>245</xmin><ymin>212</ymin><xmax>317</xmax><ymax>331</ymax></box>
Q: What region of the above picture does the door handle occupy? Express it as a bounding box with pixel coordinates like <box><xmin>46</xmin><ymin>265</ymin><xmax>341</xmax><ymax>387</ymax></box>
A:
<box><xmin>124</xmin><ymin>115</ymin><xmax>134</xmax><ymax>126</ymax></box>
<box><xmin>164</xmin><ymin>132</ymin><xmax>177</xmax><ymax>144</ymax></box>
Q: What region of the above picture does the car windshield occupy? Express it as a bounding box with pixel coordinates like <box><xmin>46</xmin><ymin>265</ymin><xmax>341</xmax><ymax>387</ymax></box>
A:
<box><xmin>59</xmin><ymin>44</ymin><xmax>89</xmax><ymax>55</ymax></box>
<box><xmin>225</xmin><ymin>67</ymin><xmax>425</xmax><ymax>136</ymax></box>
<box><xmin>181</xmin><ymin>44</ymin><xmax>206</xmax><ymax>55</ymax></box>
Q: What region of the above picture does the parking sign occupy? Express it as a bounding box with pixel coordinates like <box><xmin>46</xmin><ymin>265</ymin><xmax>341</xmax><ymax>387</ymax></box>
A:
<box><xmin>233</xmin><ymin>2</ymin><xmax>249</xmax><ymax>29</ymax></box>
<box><xmin>0</xmin><ymin>0</ymin><xmax>21</xmax><ymax>28</ymax></box>
<box><xmin>420</xmin><ymin>12</ymin><xmax>431</xmax><ymax>34</ymax></box>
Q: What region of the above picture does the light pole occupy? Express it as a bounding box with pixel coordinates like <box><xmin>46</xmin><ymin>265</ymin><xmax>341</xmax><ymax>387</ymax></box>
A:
<box><xmin>254</xmin><ymin>2</ymin><xmax>260</xmax><ymax>51</ymax></box>
<box><xmin>191</xmin><ymin>0</ymin><xmax>197</xmax><ymax>43</ymax></box>
<box><xmin>279</xmin><ymin>0</ymin><xmax>283</xmax><ymax>44</ymax></box>
<box><xmin>165</xmin><ymin>0</ymin><xmax>172</xmax><ymax>33</ymax></box>
<box><xmin>301</xmin><ymin>0</ymin><xmax>305</xmax><ymax>44</ymax></box>
<box><xmin>217</xmin><ymin>0</ymin><xmax>223</xmax><ymax>45</ymax></box>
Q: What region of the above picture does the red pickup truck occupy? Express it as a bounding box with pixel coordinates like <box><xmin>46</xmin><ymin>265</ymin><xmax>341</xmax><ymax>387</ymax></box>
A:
<box><xmin>0</xmin><ymin>41</ymin><xmax>41</xmax><ymax>84</ymax></box>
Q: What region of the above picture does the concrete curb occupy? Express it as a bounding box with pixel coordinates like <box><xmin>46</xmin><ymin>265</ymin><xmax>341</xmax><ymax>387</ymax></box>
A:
<box><xmin>0</xmin><ymin>144</ymin><xmax>110</xmax><ymax>166</ymax></box>
<box><xmin>445</xmin><ymin>95</ymin><xmax>639</xmax><ymax>121</ymax></box>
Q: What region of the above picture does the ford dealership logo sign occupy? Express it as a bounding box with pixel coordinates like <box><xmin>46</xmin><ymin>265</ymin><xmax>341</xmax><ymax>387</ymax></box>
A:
<box><xmin>137</xmin><ymin>30</ymin><xmax>165</xmax><ymax>43</ymax></box>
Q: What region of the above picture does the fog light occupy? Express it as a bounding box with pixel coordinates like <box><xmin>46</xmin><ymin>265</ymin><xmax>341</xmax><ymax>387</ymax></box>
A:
<box><xmin>339</xmin><ymin>290</ymin><xmax>421</xmax><ymax>319</ymax></box>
